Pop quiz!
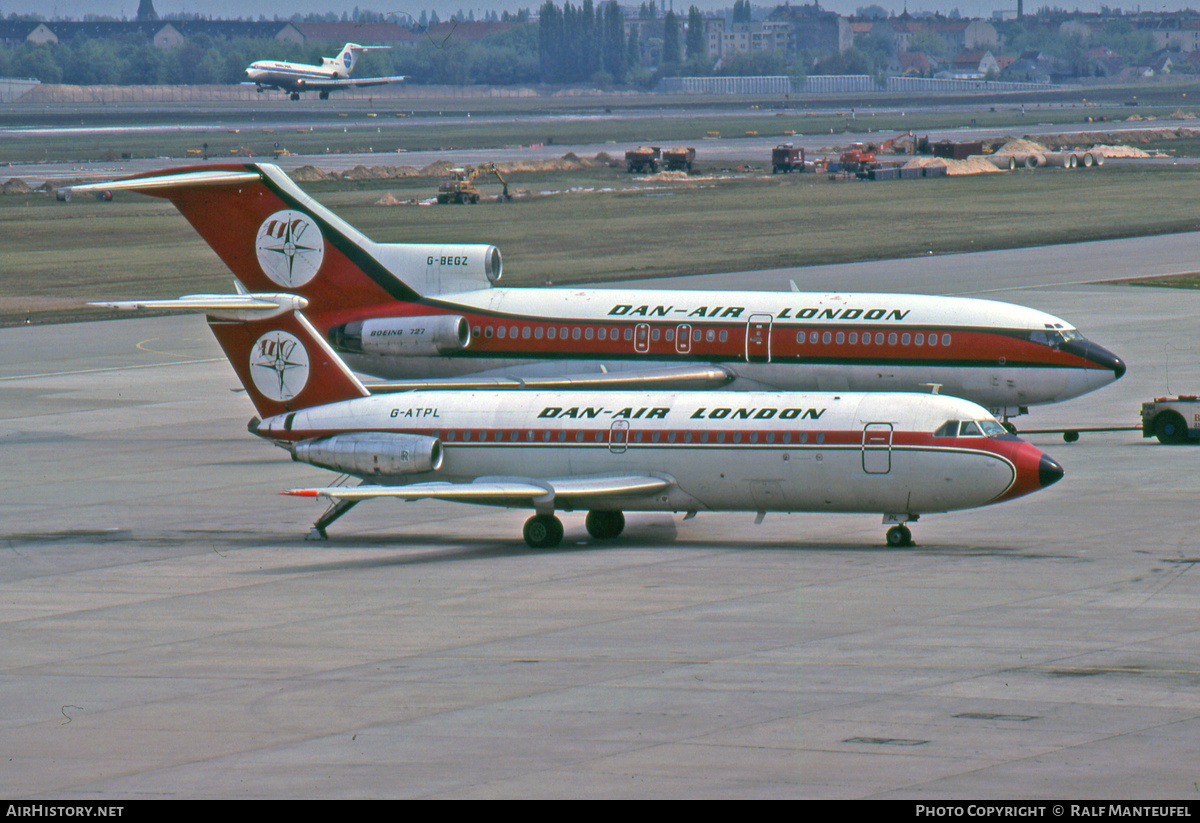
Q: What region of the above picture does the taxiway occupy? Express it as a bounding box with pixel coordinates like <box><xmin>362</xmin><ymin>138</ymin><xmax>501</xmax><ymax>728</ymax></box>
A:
<box><xmin>2</xmin><ymin>235</ymin><xmax>1199</xmax><ymax>798</ymax></box>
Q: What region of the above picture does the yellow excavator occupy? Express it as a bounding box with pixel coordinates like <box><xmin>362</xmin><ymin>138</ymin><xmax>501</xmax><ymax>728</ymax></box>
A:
<box><xmin>437</xmin><ymin>162</ymin><xmax>511</xmax><ymax>204</ymax></box>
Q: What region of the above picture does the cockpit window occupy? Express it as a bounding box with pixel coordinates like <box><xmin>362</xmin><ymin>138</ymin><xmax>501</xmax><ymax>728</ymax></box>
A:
<box><xmin>934</xmin><ymin>419</ymin><xmax>1006</xmax><ymax>438</ymax></box>
<box><xmin>977</xmin><ymin>419</ymin><xmax>1006</xmax><ymax>437</ymax></box>
<box><xmin>1029</xmin><ymin>328</ymin><xmax>1082</xmax><ymax>348</ymax></box>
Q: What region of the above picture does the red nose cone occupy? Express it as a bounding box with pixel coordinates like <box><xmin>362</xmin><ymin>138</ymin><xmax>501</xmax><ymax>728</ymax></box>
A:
<box><xmin>995</xmin><ymin>440</ymin><xmax>1064</xmax><ymax>503</ymax></box>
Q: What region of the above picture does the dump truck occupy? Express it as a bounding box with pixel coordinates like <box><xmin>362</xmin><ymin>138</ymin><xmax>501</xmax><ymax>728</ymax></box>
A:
<box><xmin>625</xmin><ymin>146</ymin><xmax>661</xmax><ymax>173</ymax></box>
<box><xmin>662</xmin><ymin>146</ymin><xmax>696</xmax><ymax>172</ymax></box>
<box><xmin>772</xmin><ymin>144</ymin><xmax>804</xmax><ymax>173</ymax></box>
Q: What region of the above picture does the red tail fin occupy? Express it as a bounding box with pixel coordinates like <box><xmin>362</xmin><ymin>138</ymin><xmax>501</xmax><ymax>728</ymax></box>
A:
<box><xmin>70</xmin><ymin>163</ymin><xmax>504</xmax><ymax>322</ymax></box>
<box><xmin>77</xmin><ymin>163</ymin><xmax>417</xmax><ymax>314</ymax></box>
<box><xmin>207</xmin><ymin>309</ymin><xmax>369</xmax><ymax>419</ymax></box>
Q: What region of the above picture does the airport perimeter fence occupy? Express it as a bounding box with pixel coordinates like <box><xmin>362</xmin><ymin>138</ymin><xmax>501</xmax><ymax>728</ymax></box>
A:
<box><xmin>656</xmin><ymin>75</ymin><xmax>1068</xmax><ymax>95</ymax></box>
<box><xmin>9</xmin><ymin>76</ymin><xmax>1070</xmax><ymax>105</ymax></box>
<box><xmin>12</xmin><ymin>83</ymin><xmax>554</xmax><ymax>104</ymax></box>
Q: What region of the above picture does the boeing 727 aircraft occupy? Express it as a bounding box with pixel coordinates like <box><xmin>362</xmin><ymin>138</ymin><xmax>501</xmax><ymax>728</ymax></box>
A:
<box><xmin>244</xmin><ymin>43</ymin><xmax>405</xmax><ymax>100</ymax></box>
<box><xmin>70</xmin><ymin>163</ymin><xmax>1125</xmax><ymax>423</ymax></box>
<box><xmin>91</xmin><ymin>294</ymin><xmax>1064</xmax><ymax>547</ymax></box>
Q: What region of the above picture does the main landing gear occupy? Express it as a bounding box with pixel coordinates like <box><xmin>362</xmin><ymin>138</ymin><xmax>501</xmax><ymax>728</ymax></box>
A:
<box><xmin>884</xmin><ymin>513</ymin><xmax>918</xmax><ymax>547</ymax></box>
<box><xmin>523</xmin><ymin>510</ymin><xmax>627</xmax><ymax>548</ymax></box>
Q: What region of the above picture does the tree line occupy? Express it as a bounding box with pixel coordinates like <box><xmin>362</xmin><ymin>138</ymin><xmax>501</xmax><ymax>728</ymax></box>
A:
<box><xmin>0</xmin><ymin>1</ymin><xmax>795</xmax><ymax>89</ymax></box>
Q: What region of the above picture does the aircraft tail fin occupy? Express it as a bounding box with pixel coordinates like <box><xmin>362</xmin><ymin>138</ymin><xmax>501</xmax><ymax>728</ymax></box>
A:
<box><xmin>68</xmin><ymin>163</ymin><xmax>503</xmax><ymax>310</ymax></box>
<box><xmin>68</xmin><ymin>164</ymin><xmax>420</xmax><ymax>315</ymax></box>
<box><xmin>337</xmin><ymin>43</ymin><xmax>362</xmax><ymax>75</ymax></box>
<box><xmin>206</xmin><ymin>307</ymin><xmax>370</xmax><ymax>420</ymax></box>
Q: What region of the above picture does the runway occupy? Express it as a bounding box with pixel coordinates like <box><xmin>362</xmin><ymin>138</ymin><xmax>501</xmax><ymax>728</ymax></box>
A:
<box><xmin>3</xmin><ymin>236</ymin><xmax>1200</xmax><ymax>798</ymax></box>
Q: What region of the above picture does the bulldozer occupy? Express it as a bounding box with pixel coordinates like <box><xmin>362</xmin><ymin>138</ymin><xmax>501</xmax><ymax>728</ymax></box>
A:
<box><xmin>437</xmin><ymin>163</ymin><xmax>510</xmax><ymax>204</ymax></box>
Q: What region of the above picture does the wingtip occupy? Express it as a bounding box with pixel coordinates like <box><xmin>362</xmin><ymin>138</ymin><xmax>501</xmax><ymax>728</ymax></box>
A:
<box><xmin>282</xmin><ymin>489</ymin><xmax>320</xmax><ymax>498</ymax></box>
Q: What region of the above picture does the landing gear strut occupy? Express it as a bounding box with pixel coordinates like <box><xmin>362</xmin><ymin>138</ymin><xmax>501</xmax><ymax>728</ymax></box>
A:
<box><xmin>306</xmin><ymin>497</ymin><xmax>359</xmax><ymax>540</ymax></box>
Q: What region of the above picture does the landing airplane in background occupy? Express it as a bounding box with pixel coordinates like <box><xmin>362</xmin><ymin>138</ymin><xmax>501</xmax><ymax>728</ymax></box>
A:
<box><xmin>244</xmin><ymin>43</ymin><xmax>405</xmax><ymax>100</ymax></box>
<box><xmin>69</xmin><ymin>163</ymin><xmax>1125</xmax><ymax>423</ymax></box>
<box><xmin>88</xmin><ymin>294</ymin><xmax>1064</xmax><ymax>547</ymax></box>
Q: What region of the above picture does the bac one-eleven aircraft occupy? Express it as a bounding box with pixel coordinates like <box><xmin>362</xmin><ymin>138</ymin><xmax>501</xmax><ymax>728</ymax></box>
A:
<box><xmin>70</xmin><ymin>163</ymin><xmax>1125</xmax><ymax>424</ymax></box>
<box><xmin>89</xmin><ymin>293</ymin><xmax>1065</xmax><ymax>548</ymax></box>
<box><xmin>244</xmin><ymin>43</ymin><xmax>405</xmax><ymax>100</ymax></box>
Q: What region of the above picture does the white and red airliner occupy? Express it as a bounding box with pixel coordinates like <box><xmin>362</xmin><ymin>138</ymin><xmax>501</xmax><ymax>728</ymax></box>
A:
<box><xmin>71</xmin><ymin>163</ymin><xmax>1125</xmax><ymax>422</ymax></box>
<box><xmin>91</xmin><ymin>295</ymin><xmax>1064</xmax><ymax>547</ymax></box>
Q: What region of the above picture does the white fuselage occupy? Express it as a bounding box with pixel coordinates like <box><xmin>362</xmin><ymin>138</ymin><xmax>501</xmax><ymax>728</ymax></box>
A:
<box><xmin>262</xmin><ymin>390</ymin><xmax>1054</xmax><ymax>516</ymax></box>
<box><xmin>337</xmin><ymin>287</ymin><xmax>1124</xmax><ymax>415</ymax></box>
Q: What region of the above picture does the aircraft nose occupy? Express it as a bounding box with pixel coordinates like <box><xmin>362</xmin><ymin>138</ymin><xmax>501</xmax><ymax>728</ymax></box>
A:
<box><xmin>1038</xmin><ymin>454</ymin><xmax>1064</xmax><ymax>488</ymax></box>
<box><xmin>1064</xmin><ymin>338</ymin><xmax>1126</xmax><ymax>381</ymax></box>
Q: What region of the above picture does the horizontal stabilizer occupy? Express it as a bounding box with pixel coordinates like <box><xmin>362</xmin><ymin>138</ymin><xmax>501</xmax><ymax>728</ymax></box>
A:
<box><xmin>68</xmin><ymin>169</ymin><xmax>261</xmax><ymax>195</ymax></box>
<box><xmin>89</xmin><ymin>293</ymin><xmax>308</xmax><ymax>321</ymax></box>
<box><xmin>364</xmin><ymin>365</ymin><xmax>734</xmax><ymax>393</ymax></box>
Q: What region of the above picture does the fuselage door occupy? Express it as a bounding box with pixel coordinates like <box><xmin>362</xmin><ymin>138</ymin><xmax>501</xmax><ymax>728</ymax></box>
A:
<box><xmin>676</xmin><ymin>323</ymin><xmax>692</xmax><ymax>354</ymax></box>
<box><xmin>609</xmin><ymin>420</ymin><xmax>630</xmax><ymax>454</ymax></box>
<box><xmin>746</xmin><ymin>314</ymin><xmax>772</xmax><ymax>363</ymax></box>
<box><xmin>634</xmin><ymin>323</ymin><xmax>650</xmax><ymax>354</ymax></box>
<box><xmin>862</xmin><ymin>422</ymin><xmax>893</xmax><ymax>474</ymax></box>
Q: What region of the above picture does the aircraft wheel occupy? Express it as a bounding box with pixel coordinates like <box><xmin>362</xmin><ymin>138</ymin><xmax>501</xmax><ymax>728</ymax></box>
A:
<box><xmin>585</xmin><ymin>510</ymin><xmax>625</xmax><ymax>540</ymax></box>
<box><xmin>886</xmin><ymin>525</ymin><xmax>913</xmax><ymax>547</ymax></box>
<box><xmin>524</xmin><ymin>514</ymin><xmax>564</xmax><ymax>549</ymax></box>
<box><xmin>1154</xmin><ymin>412</ymin><xmax>1190</xmax><ymax>445</ymax></box>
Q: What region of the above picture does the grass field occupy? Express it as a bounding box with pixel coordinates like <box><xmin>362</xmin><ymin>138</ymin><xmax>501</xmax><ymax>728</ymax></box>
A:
<box><xmin>2</xmin><ymin>159</ymin><xmax>1199</xmax><ymax>326</ymax></box>
<box><xmin>2</xmin><ymin>89</ymin><xmax>1199</xmax><ymax>163</ymax></box>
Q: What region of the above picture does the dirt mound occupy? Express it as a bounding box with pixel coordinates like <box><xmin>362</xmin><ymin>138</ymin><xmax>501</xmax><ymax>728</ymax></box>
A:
<box><xmin>289</xmin><ymin>165</ymin><xmax>331</xmax><ymax>182</ymax></box>
<box><xmin>1088</xmin><ymin>144</ymin><xmax>1152</xmax><ymax>158</ymax></box>
<box><xmin>1</xmin><ymin>178</ymin><xmax>33</xmax><ymax>194</ymax></box>
<box><xmin>375</xmin><ymin>192</ymin><xmax>413</xmax><ymax>206</ymax></box>
<box><xmin>903</xmin><ymin>157</ymin><xmax>1000</xmax><ymax>175</ymax></box>
<box><xmin>990</xmin><ymin>137</ymin><xmax>1049</xmax><ymax>155</ymax></box>
<box><xmin>420</xmin><ymin>160</ymin><xmax>458</xmax><ymax>176</ymax></box>
<box><xmin>1036</xmin><ymin>127</ymin><xmax>1200</xmax><ymax>147</ymax></box>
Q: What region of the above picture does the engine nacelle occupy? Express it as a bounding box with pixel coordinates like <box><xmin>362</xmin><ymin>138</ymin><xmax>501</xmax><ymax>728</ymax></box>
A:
<box><xmin>330</xmin><ymin>314</ymin><xmax>470</xmax><ymax>356</ymax></box>
<box><xmin>373</xmin><ymin>242</ymin><xmax>502</xmax><ymax>295</ymax></box>
<box><xmin>292</xmin><ymin>432</ymin><xmax>443</xmax><ymax>478</ymax></box>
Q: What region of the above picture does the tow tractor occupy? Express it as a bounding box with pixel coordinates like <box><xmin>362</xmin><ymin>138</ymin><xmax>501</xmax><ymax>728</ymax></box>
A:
<box><xmin>1141</xmin><ymin>396</ymin><xmax>1200</xmax><ymax>444</ymax></box>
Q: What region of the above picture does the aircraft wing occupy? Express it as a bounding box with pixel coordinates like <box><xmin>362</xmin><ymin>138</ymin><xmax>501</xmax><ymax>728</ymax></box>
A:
<box><xmin>298</xmin><ymin>76</ymin><xmax>407</xmax><ymax>90</ymax></box>
<box><xmin>285</xmin><ymin>474</ymin><xmax>673</xmax><ymax>509</ymax></box>
<box><xmin>363</xmin><ymin>364</ymin><xmax>734</xmax><ymax>393</ymax></box>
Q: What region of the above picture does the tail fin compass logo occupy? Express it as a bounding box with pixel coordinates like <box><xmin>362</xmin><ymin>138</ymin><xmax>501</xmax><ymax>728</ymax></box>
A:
<box><xmin>255</xmin><ymin>210</ymin><xmax>325</xmax><ymax>288</ymax></box>
<box><xmin>250</xmin><ymin>330</ymin><xmax>310</xmax><ymax>402</ymax></box>
<box><xmin>343</xmin><ymin>50</ymin><xmax>353</xmax><ymax>69</ymax></box>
